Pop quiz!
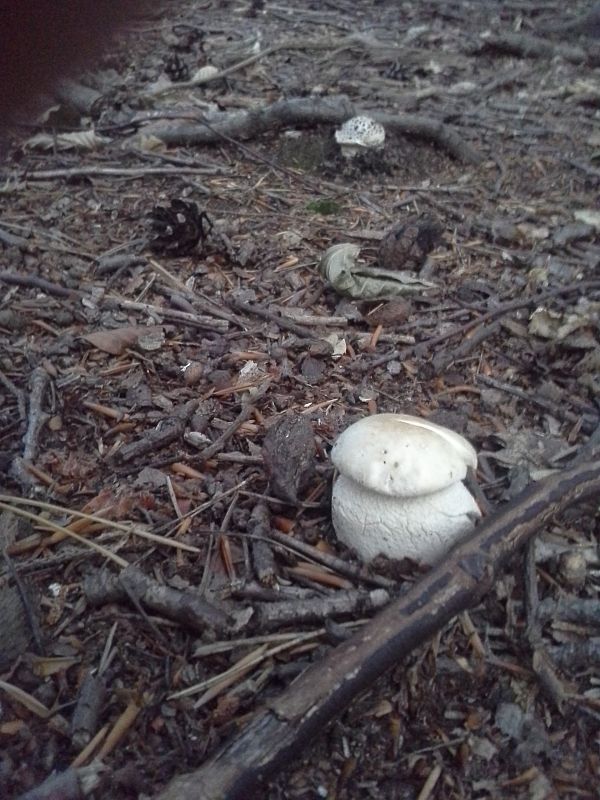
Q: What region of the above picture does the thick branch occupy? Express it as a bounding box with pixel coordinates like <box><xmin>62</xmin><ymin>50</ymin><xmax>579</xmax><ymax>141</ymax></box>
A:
<box><xmin>478</xmin><ymin>32</ymin><xmax>600</xmax><ymax>66</ymax></box>
<box><xmin>148</xmin><ymin>95</ymin><xmax>483</xmax><ymax>165</ymax></box>
<box><xmin>155</xmin><ymin>458</ymin><xmax>600</xmax><ymax>800</ymax></box>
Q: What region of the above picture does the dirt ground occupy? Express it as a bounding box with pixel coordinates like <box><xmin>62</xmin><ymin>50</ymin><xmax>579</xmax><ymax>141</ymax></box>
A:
<box><xmin>1</xmin><ymin>1</ymin><xmax>599</xmax><ymax>798</ymax></box>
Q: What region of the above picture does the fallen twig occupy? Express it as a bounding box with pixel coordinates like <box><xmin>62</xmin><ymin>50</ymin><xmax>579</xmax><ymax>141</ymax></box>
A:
<box><xmin>477</xmin><ymin>31</ymin><xmax>600</xmax><ymax>67</ymax></box>
<box><xmin>370</xmin><ymin>279</ymin><xmax>600</xmax><ymax>369</ymax></box>
<box><xmin>476</xmin><ymin>374</ymin><xmax>598</xmax><ymax>434</ymax></box>
<box><xmin>84</xmin><ymin>565</ymin><xmax>231</xmax><ymax>634</ymax></box>
<box><xmin>0</xmin><ymin>272</ymin><xmax>231</xmax><ymax>332</ymax></box>
<box><xmin>266</xmin><ymin>528</ymin><xmax>396</xmax><ymax>590</ymax></box>
<box><xmin>229</xmin><ymin>297</ymin><xmax>324</xmax><ymax>342</ymax></box>
<box><xmin>10</xmin><ymin>366</ymin><xmax>50</xmax><ymax>487</ymax></box>
<box><xmin>3</xmin><ymin>165</ymin><xmax>220</xmax><ymax>182</ymax></box>
<box><xmin>190</xmin><ymin>380</ymin><xmax>271</xmax><ymax>463</ymax></box>
<box><xmin>111</xmin><ymin>399</ymin><xmax>199</xmax><ymax>464</ymax></box>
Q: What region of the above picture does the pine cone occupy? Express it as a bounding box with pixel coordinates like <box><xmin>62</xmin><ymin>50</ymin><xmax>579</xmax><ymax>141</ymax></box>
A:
<box><xmin>164</xmin><ymin>53</ymin><xmax>190</xmax><ymax>83</ymax></box>
<box><xmin>148</xmin><ymin>199</ymin><xmax>212</xmax><ymax>255</ymax></box>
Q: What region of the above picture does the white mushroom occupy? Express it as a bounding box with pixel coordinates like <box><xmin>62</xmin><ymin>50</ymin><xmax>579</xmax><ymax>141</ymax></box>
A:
<box><xmin>334</xmin><ymin>116</ymin><xmax>385</xmax><ymax>159</ymax></box>
<box><xmin>330</xmin><ymin>413</ymin><xmax>481</xmax><ymax>564</ymax></box>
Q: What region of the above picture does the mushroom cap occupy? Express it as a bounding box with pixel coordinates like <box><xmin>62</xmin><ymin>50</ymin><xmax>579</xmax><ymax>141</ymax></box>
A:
<box><xmin>334</xmin><ymin>116</ymin><xmax>385</xmax><ymax>148</ymax></box>
<box><xmin>332</xmin><ymin>474</ymin><xmax>480</xmax><ymax>564</ymax></box>
<box><xmin>330</xmin><ymin>413</ymin><xmax>477</xmax><ymax>498</ymax></box>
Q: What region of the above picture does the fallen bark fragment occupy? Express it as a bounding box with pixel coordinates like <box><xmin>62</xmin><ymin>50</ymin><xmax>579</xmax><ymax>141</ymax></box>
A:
<box><xmin>71</xmin><ymin>671</ymin><xmax>107</xmax><ymax>750</ymax></box>
<box><xmin>155</xmin><ymin>457</ymin><xmax>600</xmax><ymax>800</ymax></box>
<box><xmin>262</xmin><ymin>414</ymin><xmax>315</xmax><ymax>503</ymax></box>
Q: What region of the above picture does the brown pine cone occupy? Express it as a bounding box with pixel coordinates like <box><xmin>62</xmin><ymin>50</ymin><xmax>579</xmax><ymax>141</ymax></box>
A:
<box><xmin>378</xmin><ymin>214</ymin><xmax>443</xmax><ymax>271</ymax></box>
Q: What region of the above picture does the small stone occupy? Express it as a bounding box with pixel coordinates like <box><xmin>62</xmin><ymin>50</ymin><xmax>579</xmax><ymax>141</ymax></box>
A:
<box><xmin>364</xmin><ymin>297</ymin><xmax>411</xmax><ymax>327</ymax></box>
<box><xmin>301</xmin><ymin>356</ymin><xmax>325</xmax><ymax>384</ymax></box>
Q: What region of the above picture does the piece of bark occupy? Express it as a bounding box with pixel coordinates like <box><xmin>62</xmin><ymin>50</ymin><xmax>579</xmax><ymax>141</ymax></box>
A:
<box><xmin>363</xmin><ymin>298</ymin><xmax>411</xmax><ymax>328</ymax></box>
<box><xmin>0</xmin><ymin>582</ymin><xmax>40</xmax><ymax>671</ymax></box>
<box><xmin>262</xmin><ymin>415</ymin><xmax>315</xmax><ymax>504</ymax></box>
<box><xmin>71</xmin><ymin>671</ymin><xmax>107</xmax><ymax>750</ymax></box>
<box><xmin>248</xmin><ymin>504</ymin><xmax>277</xmax><ymax>587</ymax></box>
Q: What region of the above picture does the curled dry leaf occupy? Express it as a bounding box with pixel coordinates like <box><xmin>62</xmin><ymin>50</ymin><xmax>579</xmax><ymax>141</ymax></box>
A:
<box><xmin>82</xmin><ymin>325</ymin><xmax>165</xmax><ymax>356</ymax></box>
<box><xmin>319</xmin><ymin>242</ymin><xmax>437</xmax><ymax>300</ymax></box>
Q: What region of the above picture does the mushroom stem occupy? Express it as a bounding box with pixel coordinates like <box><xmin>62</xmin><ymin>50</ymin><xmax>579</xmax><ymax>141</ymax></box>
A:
<box><xmin>332</xmin><ymin>474</ymin><xmax>480</xmax><ymax>564</ymax></box>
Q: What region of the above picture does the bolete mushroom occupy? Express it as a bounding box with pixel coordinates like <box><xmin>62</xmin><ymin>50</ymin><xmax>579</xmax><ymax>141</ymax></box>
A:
<box><xmin>330</xmin><ymin>413</ymin><xmax>481</xmax><ymax>564</ymax></box>
<box><xmin>334</xmin><ymin>115</ymin><xmax>385</xmax><ymax>159</ymax></box>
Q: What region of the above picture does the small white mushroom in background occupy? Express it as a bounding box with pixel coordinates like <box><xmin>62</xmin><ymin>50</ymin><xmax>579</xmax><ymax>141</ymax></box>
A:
<box><xmin>334</xmin><ymin>115</ymin><xmax>385</xmax><ymax>159</ymax></box>
<box><xmin>330</xmin><ymin>413</ymin><xmax>481</xmax><ymax>565</ymax></box>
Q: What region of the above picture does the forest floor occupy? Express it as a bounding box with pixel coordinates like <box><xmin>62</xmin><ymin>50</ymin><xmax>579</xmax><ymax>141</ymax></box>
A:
<box><xmin>1</xmin><ymin>1</ymin><xmax>599</xmax><ymax>798</ymax></box>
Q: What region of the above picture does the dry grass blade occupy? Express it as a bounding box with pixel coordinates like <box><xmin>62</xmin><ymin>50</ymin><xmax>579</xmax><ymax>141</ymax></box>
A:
<box><xmin>0</xmin><ymin>679</ymin><xmax>52</xmax><ymax>719</ymax></box>
<box><xmin>0</xmin><ymin>502</ymin><xmax>127</xmax><ymax>566</ymax></box>
<box><xmin>0</xmin><ymin>495</ymin><xmax>202</xmax><ymax>554</ymax></box>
